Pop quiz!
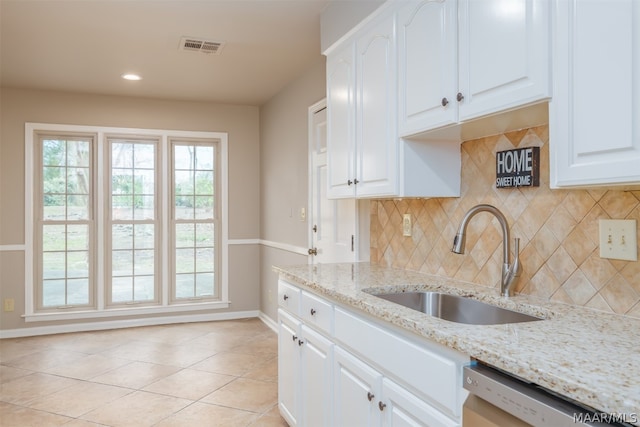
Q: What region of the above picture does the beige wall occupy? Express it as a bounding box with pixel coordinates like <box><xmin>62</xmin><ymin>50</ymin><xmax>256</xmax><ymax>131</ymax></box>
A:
<box><xmin>259</xmin><ymin>58</ymin><xmax>326</xmax><ymax>322</ymax></box>
<box><xmin>371</xmin><ymin>125</ymin><xmax>640</xmax><ymax>318</ymax></box>
<box><xmin>0</xmin><ymin>87</ymin><xmax>261</xmax><ymax>331</ymax></box>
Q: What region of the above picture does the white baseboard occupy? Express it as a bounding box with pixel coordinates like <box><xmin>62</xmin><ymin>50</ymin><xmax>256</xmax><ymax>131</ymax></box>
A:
<box><xmin>258</xmin><ymin>311</ymin><xmax>278</xmax><ymax>333</ymax></box>
<box><xmin>0</xmin><ymin>310</ymin><xmax>260</xmax><ymax>339</ymax></box>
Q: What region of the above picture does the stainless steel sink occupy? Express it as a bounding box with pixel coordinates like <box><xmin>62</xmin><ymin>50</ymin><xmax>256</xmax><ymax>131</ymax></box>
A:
<box><xmin>374</xmin><ymin>291</ymin><xmax>543</xmax><ymax>325</ymax></box>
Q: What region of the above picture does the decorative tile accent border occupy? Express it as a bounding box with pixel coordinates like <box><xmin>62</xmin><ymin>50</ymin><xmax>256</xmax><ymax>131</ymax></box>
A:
<box><xmin>371</xmin><ymin>125</ymin><xmax>640</xmax><ymax>318</ymax></box>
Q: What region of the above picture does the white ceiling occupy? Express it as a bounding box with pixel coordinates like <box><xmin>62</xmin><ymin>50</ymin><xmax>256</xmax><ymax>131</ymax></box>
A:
<box><xmin>0</xmin><ymin>0</ymin><xmax>331</xmax><ymax>105</ymax></box>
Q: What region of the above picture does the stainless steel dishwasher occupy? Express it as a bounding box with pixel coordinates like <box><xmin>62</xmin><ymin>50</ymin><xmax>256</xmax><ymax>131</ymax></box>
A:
<box><xmin>462</xmin><ymin>362</ymin><xmax>633</xmax><ymax>427</ymax></box>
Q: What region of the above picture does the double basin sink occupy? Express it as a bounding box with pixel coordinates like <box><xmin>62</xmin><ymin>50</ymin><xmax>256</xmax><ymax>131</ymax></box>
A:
<box><xmin>372</xmin><ymin>291</ymin><xmax>543</xmax><ymax>325</ymax></box>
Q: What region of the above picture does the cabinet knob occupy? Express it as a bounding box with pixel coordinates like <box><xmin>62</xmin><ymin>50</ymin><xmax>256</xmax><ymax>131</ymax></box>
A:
<box><xmin>310</xmin><ymin>308</ymin><xmax>316</xmax><ymax>316</ymax></box>
<box><xmin>283</xmin><ymin>294</ymin><xmax>289</xmax><ymax>301</ymax></box>
<box><xmin>456</xmin><ymin>92</ymin><xmax>464</xmax><ymax>102</ymax></box>
<box><xmin>292</xmin><ymin>335</ymin><xmax>297</xmax><ymax>342</ymax></box>
<box><xmin>367</xmin><ymin>392</ymin><xmax>375</xmax><ymax>402</ymax></box>
<box><xmin>378</xmin><ymin>401</ymin><xmax>387</xmax><ymax>411</ymax></box>
<box><xmin>353</xmin><ymin>179</ymin><xmax>359</xmax><ymax>185</ymax></box>
<box><xmin>298</xmin><ymin>339</ymin><xmax>305</xmax><ymax>346</ymax></box>
<box><xmin>347</xmin><ymin>180</ymin><xmax>353</xmax><ymax>186</ymax></box>
<box><xmin>441</xmin><ymin>97</ymin><xmax>449</xmax><ymax>107</ymax></box>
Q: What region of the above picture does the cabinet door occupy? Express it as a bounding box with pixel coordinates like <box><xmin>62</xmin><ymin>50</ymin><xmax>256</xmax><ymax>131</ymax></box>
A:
<box><xmin>550</xmin><ymin>0</ymin><xmax>640</xmax><ymax>187</ymax></box>
<box><xmin>458</xmin><ymin>0</ymin><xmax>550</xmax><ymax>121</ymax></box>
<box><xmin>355</xmin><ymin>12</ymin><xmax>398</xmax><ymax>198</ymax></box>
<box><xmin>382</xmin><ymin>379</ymin><xmax>460</xmax><ymax>427</ymax></box>
<box><xmin>278</xmin><ymin>310</ymin><xmax>300</xmax><ymax>426</ymax></box>
<box><xmin>398</xmin><ymin>0</ymin><xmax>457</xmax><ymax>136</ymax></box>
<box><xmin>327</xmin><ymin>42</ymin><xmax>357</xmax><ymax>198</ymax></box>
<box><xmin>300</xmin><ymin>325</ymin><xmax>334</xmax><ymax>427</ymax></box>
<box><xmin>334</xmin><ymin>347</ymin><xmax>382</xmax><ymax>427</ymax></box>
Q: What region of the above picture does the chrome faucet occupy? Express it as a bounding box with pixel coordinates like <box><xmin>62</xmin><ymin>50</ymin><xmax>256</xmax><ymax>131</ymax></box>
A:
<box><xmin>451</xmin><ymin>204</ymin><xmax>521</xmax><ymax>297</ymax></box>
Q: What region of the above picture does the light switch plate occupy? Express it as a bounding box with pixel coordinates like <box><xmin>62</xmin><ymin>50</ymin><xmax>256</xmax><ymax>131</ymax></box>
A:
<box><xmin>403</xmin><ymin>214</ymin><xmax>412</xmax><ymax>237</ymax></box>
<box><xmin>599</xmin><ymin>219</ymin><xmax>637</xmax><ymax>261</ymax></box>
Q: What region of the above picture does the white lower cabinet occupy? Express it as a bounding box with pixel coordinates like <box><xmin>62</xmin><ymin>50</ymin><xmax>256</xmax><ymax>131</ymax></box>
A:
<box><xmin>278</xmin><ymin>309</ymin><xmax>333</xmax><ymax>427</ymax></box>
<box><xmin>334</xmin><ymin>347</ymin><xmax>459</xmax><ymax>427</ymax></box>
<box><xmin>278</xmin><ymin>279</ymin><xmax>467</xmax><ymax>427</ymax></box>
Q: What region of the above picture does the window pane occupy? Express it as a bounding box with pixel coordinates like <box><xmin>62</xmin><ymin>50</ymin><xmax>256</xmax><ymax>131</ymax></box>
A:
<box><xmin>67</xmin><ymin>195</ymin><xmax>89</xmax><ymax>220</ymax></box>
<box><xmin>67</xmin><ymin>140</ymin><xmax>90</xmax><ymax>167</ymax></box>
<box><xmin>195</xmin><ymin>273</ymin><xmax>214</xmax><ymax>296</ymax></box>
<box><xmin>112</xmin><ymin>196</ymin><xmax>133</xmax><ymax>220</ymax></box>
<box><xmin>194</xmin><ymin>171</ymin><xmax>213</xmax><ymax>195</ymax></box>
<box><xmin>195</xmin><ymin>223</ymin><xmax>214</xmax><ymax>247</ymax></box>
<box><xmin>42</xmin><ymin>280</ymin><xmax>66</xmax><ymax>307</ymax></box>
<box><xmin>43</xmin><ymin>167</ymin><xmax>65</xmax><ymax>193</ymax></box>
<box><xmin>67</xmin><ymin>251</ymin><xmax>89</xmax><ymax>278</ymax></box>
<box><xmin>175</xmin><ymin>198</ymin><xmax>194</xmax><ymax>220</ymax></box>
<box><xmin>43</xmin><ymin>225</ymin><xmax>66</xmax><ymax>251</ymax></box>
<box><xmin>195</xmin><ymin>248</ymin><xmax>214</xmax><ymax>272</ymax></box>
<box><xmin>134</xmin><ymin>224</ymin><xmax>154</xmax><ymax>249</ymax></box>
<box><xmin>67</xmin><ymin>225</ymin><xmax>88</xmax><ymax>251</ymax></box>
<box><xmin>134</xmin><ymin>250</ymin><xmax>154</xmax><ymax>275</ymax></box>
<box><xmin>43</xmin><ymin>252</ymin><xmax>65</xmax><ymax>279</ymax></box>
<box><xmin>137</xmin><ymin>170</ymin><xmax>155</xmax><ymax>194</ymax></box>
<box><xmin>67</xmin><ymin>278</ymin><xmax>89</xmax><ymax>305</ymax></box>
<box><xmin>175</xmin><ymin>274</ymin><xmax>194</xmax><ymax>298</ymax></box>
<box><xmin>175</xmin><ymin>224</ymin><xmax>194</xmax><ymax>248</ymax></box>
<box><xmin>195</xmin><ymin>146</ymin><xmax>214</xmax><ymax>170</ymax></box>
<box><xmin>134</xmin><ymin>144</ymin><xmax>155</xmax><ymax>169</ymax></box>
<box><xmin>134</xmin><ymin>276</ymin><xmax>155</xmax><ymax>301</ymax></box>
<box><xmin>112</xmin><ymin>250</ymin><xmax>133</xmax><ymax>276</ymax></box>
<box><xmin>67</xmin><ymin>167</ymin><xmax>89</xmax><ymax>195</ymax></box>
<box><xmin>112</xmin><ymin>143</ymin><xmax>133</xmax><ymax>168</ymax></box>
<box><xmin>195</xmin><ymin>196</ymin><xmax>214</xmax><ymax>219</ymax></box>
<box><xmin>43</xmin><ymin>195</ymin><xmax>65</xmax><ymax>220</ymax></box>
<box><xmin>175</xmin><ymin>248</ymin><xmax>194</xmax><ymax>273</ymax></box>
<box><xmin>174</xmin><ymin>171</ymin><xmax>194</xmax><ymax>195</ymax></box>
<box><xmin>112</xmin><ymin>169</ymin><xmax>133</xmax><ymax>195</ymax></box>
<box><xmin>134</xmin><ymin>195</ymin><xmax>154</xmax><ymax>220</ymax></box>
<box><xmin>43</xmin><ymin>140</ymin><xmax>65</xmax><ymax>166</ymax></box>
<box><xmin>112</xmin><ymin>224</ymin><xmax>133</xmax><ymax>250</ymax></box>
<box><xmin>112</xmin><ymin>276</ymin><xmax>133</xmax><ymax>302</ymax></box>
<box><xmin>174</xmin><ymin>145</ymin><xmax>194</xmax><ymax>170</ymax></box>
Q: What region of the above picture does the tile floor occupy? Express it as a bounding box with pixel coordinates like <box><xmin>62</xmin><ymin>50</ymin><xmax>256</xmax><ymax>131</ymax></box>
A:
<box><xmin>0</xmin><ymin>318</ymin><xmax>287</xmax><ymax>426</ymax></box>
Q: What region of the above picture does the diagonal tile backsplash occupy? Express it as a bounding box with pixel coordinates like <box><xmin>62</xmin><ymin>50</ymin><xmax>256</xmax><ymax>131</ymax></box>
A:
<box><xmin>371</xmin><ymin>125</ymin><xmax>640</xmax><ymax>318</ymax></box>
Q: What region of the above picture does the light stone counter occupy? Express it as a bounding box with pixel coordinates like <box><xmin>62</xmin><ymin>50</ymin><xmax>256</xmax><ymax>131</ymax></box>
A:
<box><xmin>274</xmin><ymin>262</ymin><xmax>640</xmax><ymax>424</ymax></box>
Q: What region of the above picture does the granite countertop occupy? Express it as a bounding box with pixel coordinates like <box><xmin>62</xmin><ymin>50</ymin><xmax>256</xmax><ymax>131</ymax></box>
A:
<box><xmin>274</xmin><ymin>262</ymin><xmax>640</xmax><ymax>424</ymax></box>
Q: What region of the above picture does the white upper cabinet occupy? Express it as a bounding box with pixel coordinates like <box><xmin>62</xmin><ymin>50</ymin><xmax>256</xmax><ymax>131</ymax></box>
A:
<box><xmin>355</xmin><ymin>11</ymin><xmax>398</xmax><ymax>198</ymax></box>
<box><xmin>398</xmin><ymin>0</ymin><xmax>551</xmax><ymax>136</ymax></box>
<box><xmin>398</xmin><ymin>0</ymin><xmax>458</xmax><ymax>136</ymax></box>
<box><xmin>326</xmin><ymin>42</ymin><xmax>356</xmax><ymax>198</ymax></box>
<box><xmin>550</xmin><ymin>0</ymin><xmax>640</xmax><ymax>187</ymax></box>
<box><xmin>458</xmin><ymin>0</ymin><xmax>550</xmax><ymax>121</ymax></box>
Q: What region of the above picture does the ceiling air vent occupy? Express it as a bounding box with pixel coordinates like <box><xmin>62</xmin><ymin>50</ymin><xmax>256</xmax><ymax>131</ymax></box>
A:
<box><xmin>179</xmin><ymin>37</ymin><xmax>225</xmax><ymax>55</ymax></box>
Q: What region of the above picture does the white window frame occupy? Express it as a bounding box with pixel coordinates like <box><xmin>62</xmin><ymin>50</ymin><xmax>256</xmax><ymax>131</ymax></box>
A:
<box><xmin>24</xmin><ymin>123</ymin><xmax>229</xmax><ymax>322</ymax></box>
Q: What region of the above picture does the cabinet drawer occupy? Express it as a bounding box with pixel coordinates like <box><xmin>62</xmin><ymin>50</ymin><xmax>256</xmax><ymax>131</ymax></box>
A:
<box><xmin>278</xmin><ymin>280</ymin><xmax>301</xmax><ymax>315</ymax></box>
<box><xmin>301</xmin><ymin>291</ymin><xmax>333</xmax><ymax>335</ymax></box>
<box><xmin>334</xmin><ymin>307</ymin><xmax>465</xmax><ymax>418</ymax></box>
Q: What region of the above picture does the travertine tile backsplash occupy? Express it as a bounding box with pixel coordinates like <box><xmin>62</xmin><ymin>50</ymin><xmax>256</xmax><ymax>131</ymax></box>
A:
<box><xmin>371</xmin><ymin>125</ymin><xmax>640</xmax><ymax>318</ymax></box>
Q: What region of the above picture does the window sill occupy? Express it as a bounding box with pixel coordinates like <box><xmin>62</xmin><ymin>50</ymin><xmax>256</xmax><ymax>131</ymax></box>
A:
<box><xmin>23</xmin><ymin>301</ymin><xmax>231</xmax><ymax>322</ymax></box>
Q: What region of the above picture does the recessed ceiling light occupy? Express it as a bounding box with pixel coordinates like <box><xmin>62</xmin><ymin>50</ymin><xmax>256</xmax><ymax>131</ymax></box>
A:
<box><xmin>121</xmin><ymin>73</ymin><xmax>142</xmax><ymax>81</ymax></box>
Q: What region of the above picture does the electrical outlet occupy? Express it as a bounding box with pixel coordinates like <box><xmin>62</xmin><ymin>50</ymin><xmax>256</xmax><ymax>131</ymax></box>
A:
<box><xmin>300</xmin><ymin>207</ymin><xmax>306</xmax><ymax>221</ymax></box>
<box><xmin>403</xmin><ymin>214</ymin><xmax>412</xmax><ymax>237</ymax></box>
<box><xmin>4</xmin><ymin>298</ymin><xmax>15</xmax><ymax>312</ymax></box>
<box><xmin>599</xmin><ymin>219</ymin><xmax>638</xmax><ymax>261</ymax></box>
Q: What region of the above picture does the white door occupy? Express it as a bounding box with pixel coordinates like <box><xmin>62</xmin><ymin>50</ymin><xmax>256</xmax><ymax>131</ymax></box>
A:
<box><xmin>382</xmin><ymin>378</ymin><xmax>459</xmax><ymax>427</ymax></box>
<box><xmin>300</xmin><ymin>325</ymin><xmax>334</xmax><ymax>427</ymax></box>
<box><xmin>278</xmin><ymin>310</ymin><xmax>300</xmax><ymax>426</ymax></box>
<box><xmin>309</xmin><ymin>100</ymin><xmax>357</xmax><ymax>263</ymax></box>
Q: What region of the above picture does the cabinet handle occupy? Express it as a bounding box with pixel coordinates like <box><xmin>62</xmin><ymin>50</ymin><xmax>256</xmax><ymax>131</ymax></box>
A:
<box><xmin>310</xmin><ymin>308</ymin><xmax>316</xmax><ymax>316</ymax></box>
<box><xmin>378</xmin><ymin>401</ymin><xmax>387</xmax><ymax>411</ymax></box>
<box><xmin>283</xmin><ymin>294</ymin><xmax>289</xmax><ymax>301</ymax></box>
<box><xmin>292</xmin><ymin>335</ymin><xmax>297</xmax><ymax>342</ymax></box>
<box><xmin>456</xmin><ymin>92</ymin><xmax>464</xmax><ymax>102</ymax></box>
<box><xmin>367</xmin><ymin>392</ymin><xmax>375</xmax><ymax>402</ymax></box>
<box><xmin>298</xmin><ymin>339</ymin><xmax>305</xmax><ymax>346</ymax></box>
<box><xmin>441</xmin><ymin>97</ymin><xmax>449</xmax><ymax>107</ymax></box>
<box><xmin>347</xmin><ymin>180</ymin><xmax>353</xmax><ymax>186</ymax></box>
<box><xmin>353</xmin><ymin>179</ymin><xmax>359</xmax><ymax>185</ymax></box>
